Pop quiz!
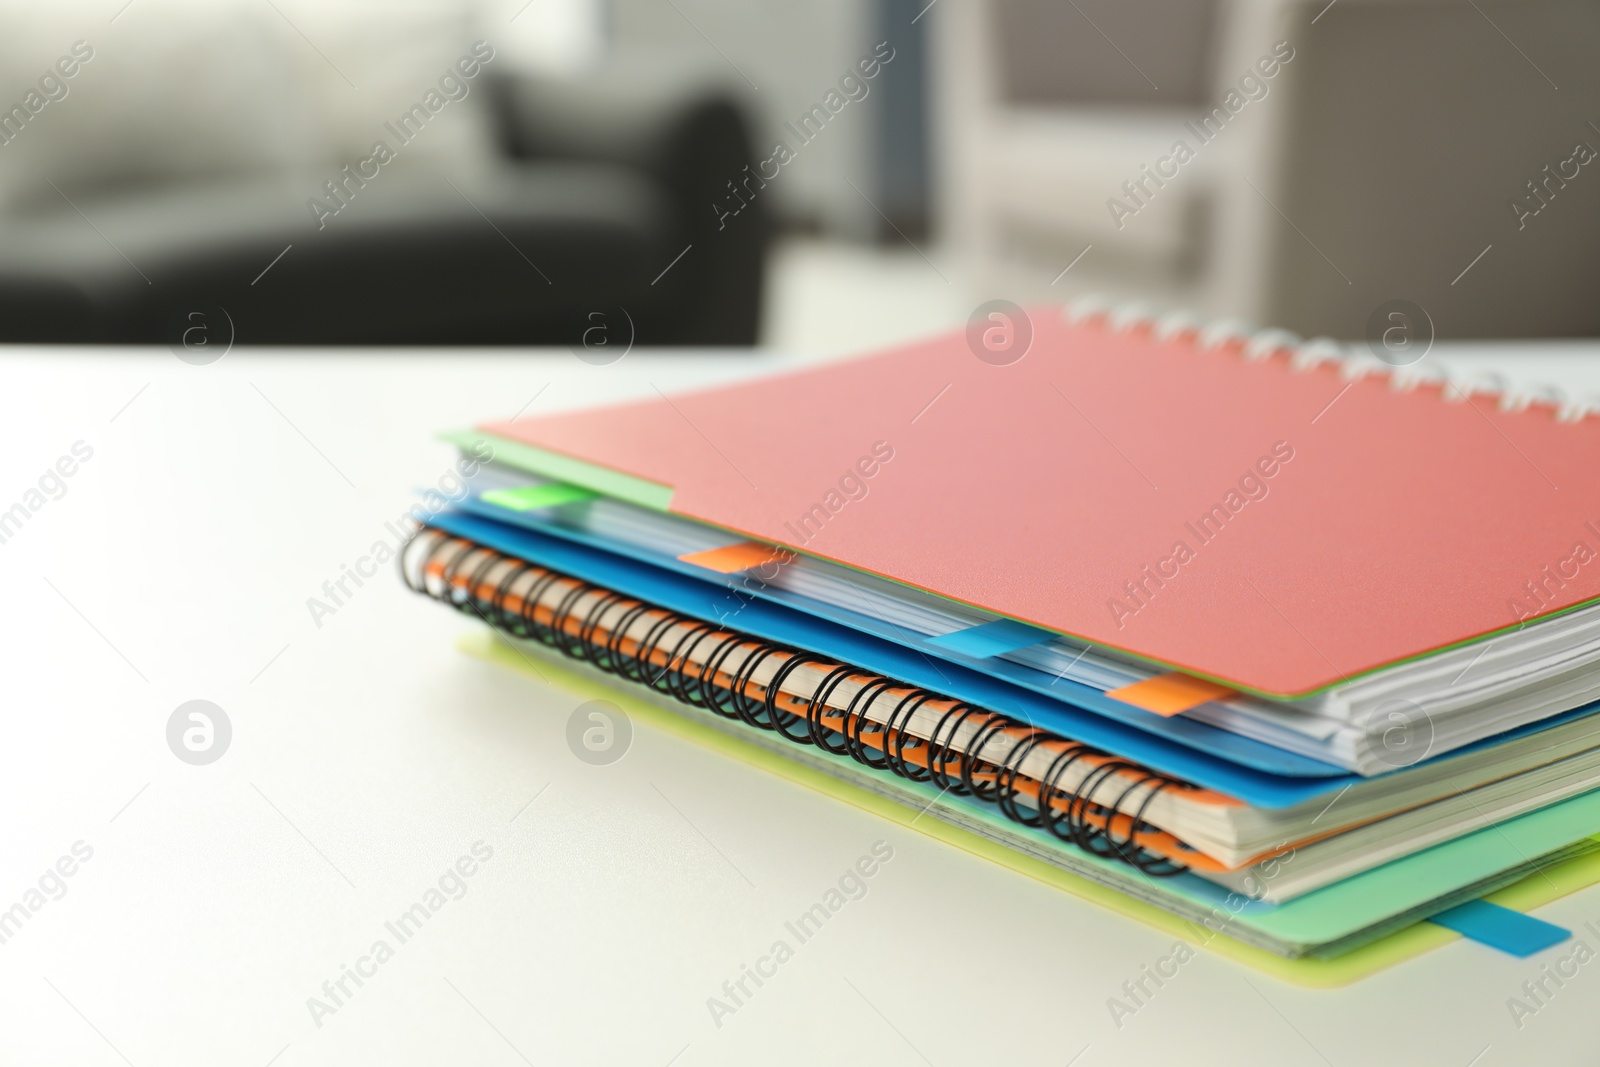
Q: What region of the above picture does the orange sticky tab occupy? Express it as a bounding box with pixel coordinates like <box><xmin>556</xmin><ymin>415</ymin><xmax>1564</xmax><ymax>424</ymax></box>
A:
<box><xmin>1108</xmin><ymin>673</ymin><xmax>1236</xmax><ymax>717</ymax></box>
<box><xmin>678</xmin><ymin>541</ymin><xmax>786</xmax><ymax>574</ymax></box>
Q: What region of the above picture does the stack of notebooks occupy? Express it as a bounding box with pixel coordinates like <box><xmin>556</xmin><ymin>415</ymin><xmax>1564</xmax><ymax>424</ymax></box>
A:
<box><xmin>402</xmin><ymin>301</ymin><xmax>1600</xmax><ymax>983</ymax></box>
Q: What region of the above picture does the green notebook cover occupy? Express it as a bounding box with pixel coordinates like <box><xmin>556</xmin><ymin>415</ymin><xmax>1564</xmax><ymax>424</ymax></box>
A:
<box><xmin>461</xmin><ymin>630</ymin><xmax>1600</xmax><ymax>985</ymax></box>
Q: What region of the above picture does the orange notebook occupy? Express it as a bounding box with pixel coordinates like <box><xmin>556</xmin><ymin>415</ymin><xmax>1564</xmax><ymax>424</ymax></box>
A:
<box><xmin>480</xmin><ymin>308</ymin><xmax>1600</xmax><ymax>698</ymax></box>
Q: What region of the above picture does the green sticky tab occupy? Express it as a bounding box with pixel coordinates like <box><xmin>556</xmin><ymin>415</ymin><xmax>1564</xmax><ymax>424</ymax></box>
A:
<box><xmin>480</xmin><ymin>483</ymin><xmax>598</xmax><ymax>511</ymax></box>
<box><xmin>442</xmin><ymin>429</ymin><xmax>675</xmax><ymax>512</ymax></box>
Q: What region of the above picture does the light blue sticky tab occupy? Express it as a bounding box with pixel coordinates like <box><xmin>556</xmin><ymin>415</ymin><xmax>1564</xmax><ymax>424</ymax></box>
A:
<box><xmin>925</xmin><ymin>618</ymin><xmax>1058</xmax><ymax>659</ymax></box>
<box><xmin>1426</xmin><ymin>900</ymin><xmax>1571</xmax><ymax>957</ymax></box>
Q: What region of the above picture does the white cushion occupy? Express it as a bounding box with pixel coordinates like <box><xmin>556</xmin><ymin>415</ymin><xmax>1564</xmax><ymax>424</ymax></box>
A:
<box><xmin>0</xmin><ymin>1</ymin><xmax>315</xmax><ymax>208</ymax></box>
<box><xmin>269</xmin><ymin>0</ymin><xmax>500</xmax><ymax>178</ymax></box>
<box><xmin>0</xmin><ymin>0</ymin><xmax>502</xmax><ymax>210</ymax></box>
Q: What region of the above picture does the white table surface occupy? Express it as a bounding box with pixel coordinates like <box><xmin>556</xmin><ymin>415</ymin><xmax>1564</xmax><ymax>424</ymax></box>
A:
<box><xmin>5</xmin><ymin>340</ymin><xmax>1600</xmax><ymax>1067</ymax></box>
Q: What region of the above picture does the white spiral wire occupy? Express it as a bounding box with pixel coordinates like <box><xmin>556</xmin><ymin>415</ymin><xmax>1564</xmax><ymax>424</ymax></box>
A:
<box><xmin>1061</xmin><ymin>295</ymin><xmax>1590</xmax><ymax>422</ymax></box>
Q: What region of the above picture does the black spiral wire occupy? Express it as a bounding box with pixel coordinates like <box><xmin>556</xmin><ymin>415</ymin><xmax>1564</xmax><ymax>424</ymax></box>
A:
<box><xmin>402</xmin><ymin>527</ymin><xmax>1193</xmax><ymax>876</ymax></box>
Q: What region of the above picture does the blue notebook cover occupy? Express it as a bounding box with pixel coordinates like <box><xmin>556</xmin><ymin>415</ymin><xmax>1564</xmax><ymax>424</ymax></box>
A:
<box><xmin>425</xmin><ymin>507</ymin><xmax>1600</xmax><ymax>809</ymax></box>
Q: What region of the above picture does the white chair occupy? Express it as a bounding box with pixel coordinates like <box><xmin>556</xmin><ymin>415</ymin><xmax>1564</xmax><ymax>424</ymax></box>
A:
<box><xmin>932</xmin><ymin>0</ymin><xmax>1600</xmax><ymax>339</ymax></box>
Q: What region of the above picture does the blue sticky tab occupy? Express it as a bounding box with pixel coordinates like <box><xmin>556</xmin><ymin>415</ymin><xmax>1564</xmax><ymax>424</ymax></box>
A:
<box><xmin>1426</xmin><ymin>900</ymin><xmax>1571</xmax><ymax>957</ymax></box>
<box><xmin>926</xmin><ymin>618</ymin><xmax>1058</xmax><ymax>659</ymax></box>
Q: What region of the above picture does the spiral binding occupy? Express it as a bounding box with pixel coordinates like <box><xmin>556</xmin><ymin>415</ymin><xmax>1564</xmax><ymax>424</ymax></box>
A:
<box><xmin>402</xmin><ymin>526</ymin><xmax>1197</xmax><ymax>876</ymax></box>
<box><xmin>1064</xmin><ymin>295</ymin><xmax>1600</xmax><ymax>423</ymax></box>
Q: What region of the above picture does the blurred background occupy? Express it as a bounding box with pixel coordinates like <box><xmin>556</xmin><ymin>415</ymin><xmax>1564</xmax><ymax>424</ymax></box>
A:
<box><xmin>1</xmin><ymin>0</ymin><xmax>1598</xmax><ymax>354</ymax></box>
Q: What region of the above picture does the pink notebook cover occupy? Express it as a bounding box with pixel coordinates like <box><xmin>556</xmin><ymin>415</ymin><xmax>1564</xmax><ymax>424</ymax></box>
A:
<box><xmin>481</xmin><ymin>310</ymin><xmax>1600</xmax><ymax>697</ymax></box>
